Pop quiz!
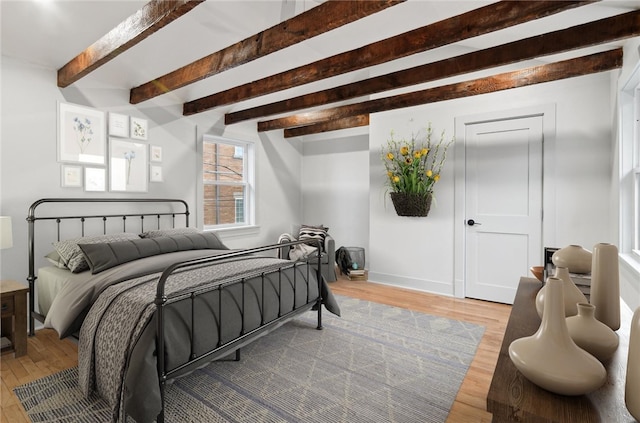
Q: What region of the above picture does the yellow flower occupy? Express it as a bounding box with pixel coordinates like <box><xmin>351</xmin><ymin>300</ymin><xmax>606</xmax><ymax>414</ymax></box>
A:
<box><xmin>381</xmin><ymin>123</ymin><xmax>453</xmax><ymax>197</ymax></box>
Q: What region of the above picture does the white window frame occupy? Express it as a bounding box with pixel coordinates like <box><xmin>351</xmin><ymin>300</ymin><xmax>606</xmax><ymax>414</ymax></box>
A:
<box><xmin>619</xmin><ymin>56</ymin><xmax>640</xmax><ymax>290</ymax></box>
<box><xmin>201</xmin><ymin>134</ymin><xmax>255</xmax><ymax>230</ymax></box>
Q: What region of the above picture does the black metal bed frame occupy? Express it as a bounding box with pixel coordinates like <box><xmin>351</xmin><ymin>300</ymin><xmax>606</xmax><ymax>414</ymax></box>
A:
<box><xmin>154</xmin><ymin>241</ymin><xmax>323</xmax><ymax>422</ymax></box>
<box><xmin>26</xmin><ymin>198</ymin><xmax>324</xmax><ymax>422</ymax></box>
<box><xmin>27</xmin><ymin>198</ymin><xmax>191</xmax><ymax>336</ymax></box>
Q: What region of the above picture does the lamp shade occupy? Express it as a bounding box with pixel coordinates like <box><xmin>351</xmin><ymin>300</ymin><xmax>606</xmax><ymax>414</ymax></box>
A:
<box><xmin>0</xmin><ymin>216</ymin><xmax>13</xmax><ymax>249</ymax></box>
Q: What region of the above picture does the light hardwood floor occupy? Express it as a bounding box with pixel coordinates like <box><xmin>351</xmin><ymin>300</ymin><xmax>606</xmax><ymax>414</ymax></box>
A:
<box><xmin>1</xmin><ymin>274</ymin><xmax>511</xmax><ymax>422</ymax></box>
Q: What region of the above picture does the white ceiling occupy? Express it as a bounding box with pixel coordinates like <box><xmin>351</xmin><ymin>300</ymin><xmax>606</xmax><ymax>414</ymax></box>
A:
<box><xmin>1</xmin><ymin>0</ymin><xmax>639</xmax><ymax>120</ymax></box>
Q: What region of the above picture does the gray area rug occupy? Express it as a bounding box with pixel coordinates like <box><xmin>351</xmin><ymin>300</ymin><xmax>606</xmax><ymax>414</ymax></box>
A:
<box><xmin>15</xmin><ymin>296</ymin><xmax>485</xmax><ymax>423</ymax></box>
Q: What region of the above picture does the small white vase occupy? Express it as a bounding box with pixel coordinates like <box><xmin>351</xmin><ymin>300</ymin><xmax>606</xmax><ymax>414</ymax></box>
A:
<box><xmin>535</xmin><ymin>266</ymin><xmax>587</xmax><ymax>318</ymax></box>
<box><xmin>590</xmin><ymin>243</ymin><xmax>620</xmax><ymax>331</ymax></box>
<box><xmin>566</xmin><ymin>303</ymin><xmax>619</xmax><ymax>362</ymax></box>
<box><xmin>509</xmin><ymin>277</ymin><xmax>607</xmax><ymax>395</ymax></box>
<box><xmin>552</xmin><ymin>244</ymin><xmax>592</xmax><ymax>274</ymax></box>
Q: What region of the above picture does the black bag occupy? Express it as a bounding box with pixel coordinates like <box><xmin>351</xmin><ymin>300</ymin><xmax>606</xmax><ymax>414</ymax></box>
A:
<box><xmin>335</xmin><ymin>246</ymin><xmax>353</xmax><ymax>275</ymax></box>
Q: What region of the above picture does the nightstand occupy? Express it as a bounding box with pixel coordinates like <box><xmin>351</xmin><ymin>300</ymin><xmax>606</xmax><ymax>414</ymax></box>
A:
<box><xmin>1</xmin><ymin>280</ymin><xmax>29</xmax><ymax>357</ymax></box>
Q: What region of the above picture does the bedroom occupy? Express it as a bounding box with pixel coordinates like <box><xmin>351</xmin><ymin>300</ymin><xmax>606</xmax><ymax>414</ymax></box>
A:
<box><xmin>1</xmin><ymin>0</ymin><xmax>640</xmax><ymax>421</ymax></box>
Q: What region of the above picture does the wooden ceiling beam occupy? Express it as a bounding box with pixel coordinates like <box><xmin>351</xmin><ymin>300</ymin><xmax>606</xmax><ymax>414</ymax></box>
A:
<box><xmin>184</xmin><ymin>0</ymin><xmax>592</xmax><ymax>115</ymax></box>
<box><xmin>257</xmin><ymin>49</ymin><xmax>622</xmax><ymax>132</ymax></box>
<box><xmin>129</xmin><ymin>0</ymin><xmax>404</xmax><ymax>104</ymax></box>
<box><xmin>284</xmin><ymin>115</ymin><xmax>370</xmax><ymax>138</ymax></box>
<box><xmin>57</xmin><ymin>0</ymin><xmax>204</xmax><ymax>88</ymax></box>
<box><xmin>228</xmin><ymin>9</ymin><xmax>640</xmax><ymax>125</ymax></box>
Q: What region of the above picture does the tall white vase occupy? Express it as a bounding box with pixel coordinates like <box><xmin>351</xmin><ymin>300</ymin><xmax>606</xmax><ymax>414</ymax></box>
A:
<box><xmin>626</xmin><ymin>307</ymin><xmax>640</xmax><ymax>420</ymax></box>
<box><xmin>535</xmin><ymin>266</ymin><xmax>587</xmax><ymax>318</ymax></box>
<box><xmin>590</xmin><ymin>243</ymin><xmax>620</xmax><ymax>331</ymax></box>
<box><xmin>509</xmin><ymin>277</ymin><xmax>606</xmax><ymax>396</ymax></box>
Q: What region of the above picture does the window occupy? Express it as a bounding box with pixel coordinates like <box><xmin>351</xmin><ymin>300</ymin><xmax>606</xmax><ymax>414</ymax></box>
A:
<box><xmin>631</xmin><ymin>85</ymin><xmax>640</xmax><ymax>259</ymax></box>
<box><xmin>620</xmin><ymin>57</ymin><xmax>640</xmax><ymax>267</ymax></box>
<box><xmin>234</xmin><ymin>196</ymin><xmax>244</xmax><ymax>223</ymax></box>
<box><xmin>633</xmin><ymin>88</ymin><xmax>640</xmax><ymax>257</ymax></box>
<box><xmin>202</xmin><ymin>135</ymin><xmax>254</xmax><ymax>228</ymax></box>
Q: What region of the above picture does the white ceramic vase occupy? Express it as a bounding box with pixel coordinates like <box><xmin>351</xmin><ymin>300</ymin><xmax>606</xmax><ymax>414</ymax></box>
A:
<box><xmin>590</xmin><ymin>243</ymin><xmax>620</xmax><ymax>331</ymax></box>
<box><xmin>566</xmin><ymin>303</ymin><xmax>619</xmax><ymax>362</ymax></box>
<box><xmin>509</xmin><ymin>277</ymin><xmax>607</xmax><ymax>395</ymax></box>
<box><xmin>626</xmin><ymin>307</ymin><xmax>640</xmax><ymax>420</ymax></box>
<box><xmin>535</xmin><ymin>266</ymin><xmax>587</xmax><ymax>318</ymax></box>
<box><xmin>509</xmin><ymin>277</ymin><xmax>607</xmax><ymax>396</ymax></box>
<box><xmin>552</xmin><ymin>244</ymin><xmax>592</xmax><ymax>274</ymax></box>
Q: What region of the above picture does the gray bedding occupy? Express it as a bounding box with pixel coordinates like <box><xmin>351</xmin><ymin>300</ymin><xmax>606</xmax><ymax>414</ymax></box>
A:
<box><xmin>44</xmin><ymin>249</ymin><xmax>233</xmax><ymax>338</ymax></box>
<box><xmin>69</xmin><ymin>251</ymin><xmax>338</xmax><ymax>422</ymax></box>
<box><xmin>37</xmin><ymin>266</ymin><xmax>92</xmax><ymax>316</ymax></box>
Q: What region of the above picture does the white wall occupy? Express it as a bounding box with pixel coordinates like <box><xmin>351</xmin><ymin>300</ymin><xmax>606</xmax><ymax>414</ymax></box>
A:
<box><xmin>295</xmin><ymin>66</ymin><xmax>624</xmax><ymax>301</ymax></box>
<box><xmin>301</xmin><ymin>133</ymin><xmax>370</xmax><ymax>262</ymax></box>
<box><xmin>3</xmin><ymin>47</ymin><xmax>635</xmax><ymax>309</ymax></box>
<box><xmin>0</xmin><ymin>56</ymin><xmax>302</xmax><ymax>283</ymax></box>
<box><xmin>366</xmin><ymin>71</ymin><xmax>615</xmax><ymax>296</ymax></box>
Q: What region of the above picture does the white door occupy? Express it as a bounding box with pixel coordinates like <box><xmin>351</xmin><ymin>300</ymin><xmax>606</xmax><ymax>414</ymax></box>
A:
<box><xmin>464</xmin><ymin>116</ymin><xmax>543</xmax><ymax>304</ymax></box>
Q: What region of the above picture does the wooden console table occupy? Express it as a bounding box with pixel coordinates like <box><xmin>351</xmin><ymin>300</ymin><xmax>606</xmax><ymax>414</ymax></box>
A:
<box><xmin>487</xmin><ymin>277</ymin><xmax>633</xmax><ymax>422</ymax></box>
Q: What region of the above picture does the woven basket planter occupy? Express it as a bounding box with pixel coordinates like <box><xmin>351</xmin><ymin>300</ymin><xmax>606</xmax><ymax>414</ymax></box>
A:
<box><xmin>390</xmin><ymin>192</ymin><xmax>432</xmax><ymax>217</ymax></box>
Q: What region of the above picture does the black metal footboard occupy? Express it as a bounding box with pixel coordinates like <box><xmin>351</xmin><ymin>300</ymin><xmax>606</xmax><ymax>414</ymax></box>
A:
<box><xmin>154</xmin><ymin>240</ymin><xmax>323</xmax><ymax>423</ymax></box>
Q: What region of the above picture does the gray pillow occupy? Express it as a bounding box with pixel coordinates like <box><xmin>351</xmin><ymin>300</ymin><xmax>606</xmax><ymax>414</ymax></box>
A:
<box><xmin>53</xmin><ymin>233</ymin><xmax>140</xmax><ymax>273</ymax></box>
<box><xmin>79</xmin><ymin>232</ymin><xmax>229</xmax><ymax>274</ymax></box>
<box><xmin>45</xmin><ymin>250</ymin><xmax>69</xmax><ymax>270</ymax></box>
<box><xmin>139</xmin><ymin>227</ymin><xmax>200</xmax><ymax>238</ymax></box>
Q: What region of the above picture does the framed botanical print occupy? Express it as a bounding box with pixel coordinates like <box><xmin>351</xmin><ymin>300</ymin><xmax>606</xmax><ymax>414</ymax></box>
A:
<box><xmin>150</xmin><ymin>145</ymin><xmax>162</xmax><ymax>162</ymax></box>
<box><xmin>130</xmin><ymin>117</ymin><xmax>148</xmax><ymax>140</ymax></box>
<box><xmin>109</xmin><ymin>139</ymin><xmax>148</xmax><ymax>192</ymax></box>
<box><xmin>61</xmin><ymin>164</ymin><xmax>82</xmax><ymax>188</ymax></box>
<box><xmin>150</xmin><ymin>165</ymin><xmax>163</xmax><ymax>182</ymax></box>
<box><xmin>58</xmin><ymin>102</ymin><xmax>106</xmax><ymax>164</ymax></box>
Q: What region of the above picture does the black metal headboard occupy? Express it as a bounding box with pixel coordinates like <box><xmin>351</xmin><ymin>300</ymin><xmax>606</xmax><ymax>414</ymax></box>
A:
<box><xmin>26</xmin><ymin>198</ymin><xmax>190</xmax><ymax>335</ymax></box>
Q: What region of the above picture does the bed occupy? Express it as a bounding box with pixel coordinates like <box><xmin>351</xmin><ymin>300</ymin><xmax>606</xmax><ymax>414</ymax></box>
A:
<box><xmin>27</xmin><ymin>198</ymin><xmax>340</xmax><ymax>423</ymax></box>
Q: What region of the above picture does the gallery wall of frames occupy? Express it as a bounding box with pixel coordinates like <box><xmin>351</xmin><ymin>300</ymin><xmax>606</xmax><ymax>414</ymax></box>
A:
<box><xmin>57</xmin><ymin>102</ymin><xmax>163</xmax><ymax>192</ymax></box>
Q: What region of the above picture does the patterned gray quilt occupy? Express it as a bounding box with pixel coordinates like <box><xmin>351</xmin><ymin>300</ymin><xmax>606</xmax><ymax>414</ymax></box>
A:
<box><xmin>75</xmin><ymin>252</ymin><xmax>338</xmax><ymax>423</ymax></box>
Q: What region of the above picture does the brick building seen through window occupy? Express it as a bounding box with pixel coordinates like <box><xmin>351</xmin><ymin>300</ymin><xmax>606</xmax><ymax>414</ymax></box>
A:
<box><xmin>203</xmin><ymin>141</ymin><xmax>246</xmax><ymax>226</ymax></box>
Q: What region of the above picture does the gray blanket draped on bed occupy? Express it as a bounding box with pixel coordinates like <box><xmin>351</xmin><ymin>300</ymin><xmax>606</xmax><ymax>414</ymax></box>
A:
<box><xmin>74</xmin><ymin>252</ymin><xmax>339</xmax><ymax>423</ymax></box>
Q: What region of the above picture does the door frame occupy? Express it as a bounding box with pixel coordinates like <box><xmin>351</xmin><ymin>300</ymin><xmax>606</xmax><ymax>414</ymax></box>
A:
<box><xmin>453</xmin><ymin>104</ymin><xmax>557</xmax><ymax>298</ymax></box>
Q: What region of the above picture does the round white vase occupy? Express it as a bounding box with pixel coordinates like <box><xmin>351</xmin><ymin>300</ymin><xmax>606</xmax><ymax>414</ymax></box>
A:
<box><xmin>566</xmin><ymin>303</ymin><xmax>619</xmax><ymax>362</ymax></box>
<box><xmin>535</xmin><ymin>266</ymin><xmax>587</xmax><ymax>318</ymax></box>
<box><xmin>552</xmin><ymin>244</ymin><xmax>592</xmax><ymax>274</ymax></box>
<box><xmin>509</xmin><ymin>277</ymin><xmax>607</xmax><ymax>396</ymax></box>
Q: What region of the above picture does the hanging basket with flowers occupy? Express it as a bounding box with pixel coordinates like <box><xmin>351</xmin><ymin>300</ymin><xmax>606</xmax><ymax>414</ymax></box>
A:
<box><xmin>382</xmin><ymin>123</ymin><xmax>454</xmax><ymax>217</ymax></box>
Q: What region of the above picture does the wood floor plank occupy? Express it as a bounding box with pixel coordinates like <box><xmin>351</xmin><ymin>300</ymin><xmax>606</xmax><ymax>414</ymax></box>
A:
<box><xmin>0</xmin><ymin>277</ymin><xmax>509</xmax><ymax>421</ymax></box>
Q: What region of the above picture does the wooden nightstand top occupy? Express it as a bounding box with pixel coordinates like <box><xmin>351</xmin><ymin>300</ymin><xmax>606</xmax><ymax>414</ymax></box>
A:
<box><xmin>0</xmin><ymin>280</ymin><xmax>29</xmax><ymax>295</ymax></box>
